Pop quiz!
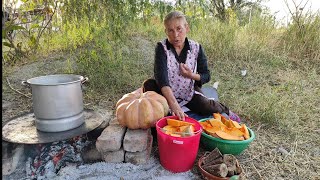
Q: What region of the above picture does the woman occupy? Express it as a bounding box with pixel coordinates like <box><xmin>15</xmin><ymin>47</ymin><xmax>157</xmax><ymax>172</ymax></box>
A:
<box><xmin>143</xmin><ymin>11</ymin><xmax>240</xmax><ymax>122</ymax></box>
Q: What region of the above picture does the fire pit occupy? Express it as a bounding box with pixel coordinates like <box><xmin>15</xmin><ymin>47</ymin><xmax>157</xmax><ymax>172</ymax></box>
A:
<box><xmin>2</xmin><ymin>109</ymin><xmax>103</xmax><ymax>144</ymax></box>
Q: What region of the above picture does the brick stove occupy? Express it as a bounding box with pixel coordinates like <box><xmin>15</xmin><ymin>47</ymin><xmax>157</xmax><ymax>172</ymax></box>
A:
<box><xmin>2</xmin><ymin>108</ymin><xmax>155</xmax><ymax>179</ymax></box>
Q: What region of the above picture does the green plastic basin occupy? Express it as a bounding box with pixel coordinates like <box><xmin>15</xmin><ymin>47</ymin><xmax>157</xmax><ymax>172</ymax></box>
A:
<box><xmin>199</xmin><ymin>118</ymin><xmax>255</xmax><ymax>155</ymax></box>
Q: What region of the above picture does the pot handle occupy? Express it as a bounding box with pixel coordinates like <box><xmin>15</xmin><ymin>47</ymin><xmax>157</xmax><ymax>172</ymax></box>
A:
<box><xmin>21</xmin><ymin>81</ymin><xmax>30</xmax><ymax>86</ymax></box>
<box><xmin>80</xmin><ymin>76</ymin><xmax>89</xmax><ymax>84</ymax></box>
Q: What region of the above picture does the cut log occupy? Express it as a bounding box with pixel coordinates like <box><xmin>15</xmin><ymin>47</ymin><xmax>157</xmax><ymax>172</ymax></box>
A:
<box><xmin>210</xmin><ymin>157</ymin><xmax>224</xmax><ymax>165</ymax></box>
<box><xmin>235</xmin><ymin>159</ymin><xmax>242</xmax><ymax>175</ymax></box>
<box><xmin>223</xmin><ymin>154</ymin><xmax>237</xmax><ymax>176</ymax></box>
<box><xmin>203</xmin><ymin>148</ymin><xmax>222</xmax><ymax>165</ymax></box>
<box><xmin>202</xmin><ymin>157</ymin><xmax>225</xmax><ymax>170</ymax></box>
<box><xmin>202</xmin><ymin>163</ymin><xmax>228</xmax><ymax>178</ymax></box>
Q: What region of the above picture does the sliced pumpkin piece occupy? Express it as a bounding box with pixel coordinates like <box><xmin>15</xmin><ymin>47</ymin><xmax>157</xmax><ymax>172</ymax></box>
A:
<box><xmin>178</xmin><ymin>125</ymin><xmax>190</xmax><ymax>132</ymax></box>
<box><xmin>170</xmin><ymin>133</ymin><xmax>182</xmax><ymax>137</ymax></box>
<box><xmin>215</xmin><ymin>131</ymin><xmax>244</xmax><ymax>141</ymax></box>
<box><xmin>199</xmin><ymin>121</ymin><xmax>212</xmax><ymax>129</ymax></box>
<box><xmin>180</xmin><ymin>125</ymin><xmax>195</xmax><ymax>137</ymax></box>
<box><xmin>222</xmin><ymin>126</ymin><xmax>244</xmax><ymax>137</ymax></box>
<box><xmin>240</xmin><ymin>124</ymin><xmax>250</xmax><ymax>140</ymax></box>
<box><xmin>162</xmin><ymin>125</ymin><xmax>177</xmax><ymax>133</ymax></box>
<box><xmin>221</xmin><ymin>114</ymin><xmax>229</xmax><ymax>124</ymax></box>
<box><xmin>204</xmin><ymin>126</ymin><xmax>221</xmax><ymax>135</ymax></box>
<box><xmin>208</xmin><ymin>118</ymin><xmax>225</xmax><ymax>128</ymax></box>
<box><xmin>224</xmin><ymin>120</ymin><xmax>235</xmax><ymax>128</ymax></box>
<box><xmin>167</xmin><ymin>118</ymin><xmax>195</xmax><ymax>127</ymax></box>
<box><xmin>213</xmin><ymin>113</ymin><xmax>222</xmax><ymax>121</ymax></box>
<box><xmin>231</xmin><ymin>120</ymin><xmax>242</xmax><ymax>129</ymax></box>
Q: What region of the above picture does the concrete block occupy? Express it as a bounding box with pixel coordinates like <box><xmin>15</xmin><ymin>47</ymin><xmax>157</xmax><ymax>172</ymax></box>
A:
<box><xmin>96</xmin><ymin>125</ymin><xmax>126</xmax><ymax>152</ymax></box>
<box><xmin>123</xmin><ymin>128</ymin><xmax>151</xmax><ymax>152</ymax></box>
<box><xmin>125</xmin><ymin>133</ymin><xmax>153</xmax><ymax>165</ymax></box>
<box><xmin>109</xmin><ymin>117</ymin><xmax>120</xmax><ymax>125</ymax></box>
<box><xmin>102</xmin><ymin>149</ymin><xmax>125</xmax><ymax>163</ymax></box>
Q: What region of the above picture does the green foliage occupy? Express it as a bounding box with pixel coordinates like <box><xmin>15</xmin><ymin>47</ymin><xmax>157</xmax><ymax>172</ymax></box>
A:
<box><xmin>280</xmin><ymin>14</ymin><xmax>320</xmax><ymax>61</ymax></box>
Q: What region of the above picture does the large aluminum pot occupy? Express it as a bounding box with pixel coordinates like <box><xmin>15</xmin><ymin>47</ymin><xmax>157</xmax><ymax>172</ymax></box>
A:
<box><xmin>22</xmin><ymin>74</ymin><xmax>88</xmax><ymax>132</ymax></box>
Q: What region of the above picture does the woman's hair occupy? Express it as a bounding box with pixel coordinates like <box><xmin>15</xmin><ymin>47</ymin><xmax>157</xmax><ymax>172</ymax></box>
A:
<box><xmin>164</xmin><ymin>11</ymin><xmax>188</xmax><ymax>26</ymax></box>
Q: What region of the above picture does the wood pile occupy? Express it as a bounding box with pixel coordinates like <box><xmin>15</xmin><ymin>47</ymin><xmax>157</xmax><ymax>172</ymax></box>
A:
<box><xmin>198</xmin><ymin>148</ymin><xmax>246</xmax><ymax>179</ymax></box>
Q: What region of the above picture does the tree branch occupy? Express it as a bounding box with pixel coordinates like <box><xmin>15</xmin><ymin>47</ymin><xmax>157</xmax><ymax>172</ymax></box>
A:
<box><xmin>6</xmin><ymin>78</ymin><xmax>31</xmax><ymax>99</ymax></box>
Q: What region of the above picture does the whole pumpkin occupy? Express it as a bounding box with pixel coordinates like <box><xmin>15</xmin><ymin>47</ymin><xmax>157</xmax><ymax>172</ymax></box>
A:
<box><xmin>116</xmin><ymin>88</ymin><xmax>169</xmax><ymax>129</ymax></box>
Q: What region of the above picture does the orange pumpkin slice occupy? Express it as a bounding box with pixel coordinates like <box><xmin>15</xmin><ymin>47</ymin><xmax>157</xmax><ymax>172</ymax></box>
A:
<box><xmin>221</xmin><ymin>114</ymin><xmax>229</xmax><ymax>124</ymax></box>
<box><xmin>240</xmin><ymin>124</ymin><xmax>250</xmax><ymax>140</ymax></box>
<box><xmin>167</xmin><ymin>119</ymin><xmax>195</xmax><ymax>127</ymax></box>
<box><xmin>213</xmin><ymin>113</ymin><xmax>222</xmax><ymax>121</ymax></box>
<box><xmin>231</xmin><ymin>120</ymin><xmax>242</xmax><ymax>129</ymax></box>
<box><xmin>170</xmin><ymin>133</ymin><xmax>182</xmax><ymax>137</ymax></box>
<box><xmin>204</xmin><ymin>126</ymin><xmax>221</xmax><ymax>136</ymax></box>
<box><xmin>199</xmin><ymin>121</ymin><xmax>212</xmax><ymax>129</ymax></box>
<box><xmin>162</xmin><ymin>125</ymin><xmax>176</xmax><ymax>133</ymax></box>
<box><xmin>208</xmin><ymin>118</ymin><xmax>225</xmax><ymax>128</ymax></box>
<box><xmin>180</xmin><ymin>125</ymin><xmax>195</xmax><ymax>137</ymax></box>
<box><xmin>222</xmin><ymin>126</ymin><xmax>244</xmax><ymax>137</ymax></box>
<box><xmin>215</xmin><ymin>131</ymin><xmax>244</xmax><ymax>141</ymax></box>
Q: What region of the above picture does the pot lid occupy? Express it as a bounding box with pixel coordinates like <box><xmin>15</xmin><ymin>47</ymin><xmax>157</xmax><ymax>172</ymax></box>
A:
<box><xmin>2</xmin><ymin>109</ymin><xmax>104</xmax><ymax>144</ymax></box>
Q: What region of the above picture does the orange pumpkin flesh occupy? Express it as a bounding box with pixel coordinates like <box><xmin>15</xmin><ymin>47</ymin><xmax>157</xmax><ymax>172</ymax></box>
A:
<box><xmin>162</xmin><ymin>119</ymin><xmax>196</xmax><ymax>137</ymax></box>
<box><xmin>231</xmin><ymin>120</ymin><xmax>242</xmax><ymax>129</ymax></box>
<box><xmin>202</xmin><ymin>113</ymin><xmax>251</xmax><ymax>141</ymax></box>
<box><xmin>167</xmin><ymin>119</ymin><xmax>195</xmax><ymax>127</ymax></box>
<box><xmin>215</xmin><ymin>131</ymin><xmax>244</xmax><ymax>141</ymax></box>
<box><xmin>208</xmin><ymin>119</ymin><xmax>225</xmax><ymax>128</ymax></box>
<box><xmin>240</xmin><ymin>124</ymin><xmax>250</xmax><ymax>140</ymax></box>
<box><xmin>213</xmin><ymin>113</ymin><xmax>222</xmax><ymax>121</ymax></box>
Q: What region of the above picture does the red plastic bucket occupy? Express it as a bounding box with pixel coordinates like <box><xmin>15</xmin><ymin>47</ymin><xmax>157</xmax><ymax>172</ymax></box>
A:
<box><xmin>156</xmin><ymin>116</ymin><xmax>202</xmax><ymax>173</ymax></box>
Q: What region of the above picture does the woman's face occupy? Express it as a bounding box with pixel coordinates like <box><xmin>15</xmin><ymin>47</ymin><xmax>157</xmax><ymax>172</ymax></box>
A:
<box><xmin>165</xmin><ymin>18</ymin><xmax>189</xmax><ymax>49</ymax></box>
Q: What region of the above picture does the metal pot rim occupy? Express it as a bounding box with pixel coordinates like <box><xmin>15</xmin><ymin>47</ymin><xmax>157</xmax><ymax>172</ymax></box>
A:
<box><xmin>26</xmin><ymin>74</ymin><xmax>84</xmax><ymax>86</ymax></box>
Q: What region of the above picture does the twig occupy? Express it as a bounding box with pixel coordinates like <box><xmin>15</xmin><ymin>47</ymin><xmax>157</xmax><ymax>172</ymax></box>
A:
<box><xmin>6</xmin><ymin>78</ymin><xmax>31</xmax><ymax>98</ymax></box>
<box><xmin>251</xmin><ymin>162</ymin><xmax>263</xmax><ymax>180</ymax></box>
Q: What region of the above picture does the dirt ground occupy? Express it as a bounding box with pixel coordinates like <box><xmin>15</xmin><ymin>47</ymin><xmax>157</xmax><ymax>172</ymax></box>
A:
<box><xmin>2</xmin><ymin>57</ymin><xmax>319</xmax><ymax>180</ymax></box>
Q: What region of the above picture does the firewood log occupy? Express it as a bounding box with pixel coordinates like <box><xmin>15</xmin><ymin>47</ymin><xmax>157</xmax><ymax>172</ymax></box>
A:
<box><xmin>203</xmin><ymin>148</ymin><xmax>222</xmax><ymax>165</ymax></box>
<box><xmin>202</xmin><ymin>163</ymin><xmax>228</xmax><ymax>178</ymax></box>
<box><xmin>223</xmin><ymin>154</ymin><xmax>238</xmax><ymax>176</ymax></box>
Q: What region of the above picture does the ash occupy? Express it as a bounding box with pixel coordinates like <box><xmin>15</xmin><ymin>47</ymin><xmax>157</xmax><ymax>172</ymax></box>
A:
<box><xmin>55</xmin><ymin>156</ymin><xmax>199</xmax><ymax>180</ymax></box>
<box><xmin>25</xmin><ymin>135</ymin><xmax>91</xmax><ymax>180</ymax></box>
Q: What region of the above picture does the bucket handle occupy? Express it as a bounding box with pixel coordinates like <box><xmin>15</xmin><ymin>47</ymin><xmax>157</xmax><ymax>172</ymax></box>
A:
<box><xmin>80</xmin><ymin>76</ymin><xmax>89</xmax><ymax>84</ymax></box>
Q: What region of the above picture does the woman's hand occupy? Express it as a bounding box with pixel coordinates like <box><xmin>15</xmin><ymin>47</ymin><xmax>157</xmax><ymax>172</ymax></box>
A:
<box><xmin>171</xmin><ymin>103</ymin><xmax>188</xmax><ymax>121</ymax></box>
<box><xmin>179</xmin><ymin>63</ymin><xmax>193</xmax><ymax>79</ymax></box>
<box><xmin>160</xmin><ymin>86</ymin><xmax>188</xmax><ymax>121</ymax></box>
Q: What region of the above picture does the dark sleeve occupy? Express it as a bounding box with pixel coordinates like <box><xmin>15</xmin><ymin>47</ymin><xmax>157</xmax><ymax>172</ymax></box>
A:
<box><xmin>154</xmin><ymin>42</ymin><xmax>170</xmax><ymax>88</ymax></box>
<box><xmin>195</xmin><ymin>45</ymin><xmax>211</xmax><ymax>87</ymax></box>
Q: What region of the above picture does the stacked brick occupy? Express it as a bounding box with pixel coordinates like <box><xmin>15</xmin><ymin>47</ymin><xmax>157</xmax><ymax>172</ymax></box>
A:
<box><xmin>95</xmin><ymin>118</ymin><xmax>153</xmax><ymax>165</ymax></box>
